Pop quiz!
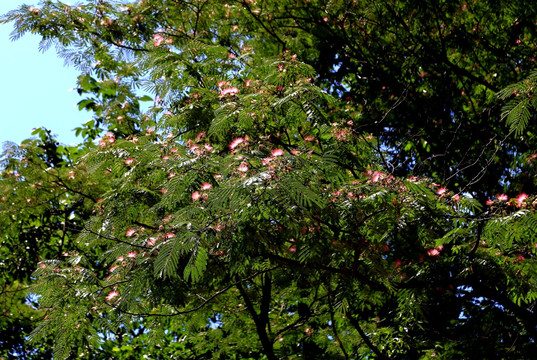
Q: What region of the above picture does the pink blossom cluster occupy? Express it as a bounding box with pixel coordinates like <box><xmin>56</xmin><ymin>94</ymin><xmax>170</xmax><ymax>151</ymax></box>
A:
<box><xmin>192</xmin><ymin>183</ymin><xmax>213</xmax><ymax>202</ymax></box>
<box><xmin>185</xmin><ymin>139</ymin><xmax>214</xmax><ymax>156</ymax></box>
<box><xmin>485</xmin><ymin>193</ymin><xmax>529</xmax><ymax>208</ymax></box>
<box><xmin>427</xmin><ymin>245</ymin><xmax>444</xmax><ymax>257</ymax></box>
<box><xmin>229</xmin><ymin>137</ymin><xmax>244</xmax><ymax>150</ymax></box>
<box><xmin>99</xmin><ymin>132</ymin><xmax>115</xmax><ymax>147</ymax></box>
<box><xmin>330</xmin><ymin>189</ymin><xmax>362</xmax><ymax>203</ymax></box>
<box><xmin>153</xmin><ymin>33</ymin><xmax>173</xmax><ymax>47</ymax></box>
<box><xmin>220</xmin><ymin>86</ymin><xmax>239</xmax><ymax>98</ymax></box>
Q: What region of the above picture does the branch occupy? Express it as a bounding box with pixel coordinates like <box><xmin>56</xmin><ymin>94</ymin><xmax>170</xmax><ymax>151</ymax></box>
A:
<box><xmin>108</xmin><ymin>266</ymin><xmax>279</xmax><ymax>317</ymax></box>
<box><xmin>267</xmin><ymin>253</ymin><xmax>385</xmax><ymax>291</ymax></box>
<box><xmin>346</xmin><ymin>312</ymin><xmax>390</xmax><ymax>360</ymax></box>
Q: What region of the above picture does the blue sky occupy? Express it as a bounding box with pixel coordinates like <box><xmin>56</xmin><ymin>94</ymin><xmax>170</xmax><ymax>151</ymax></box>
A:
<box><xmin>0</xmin><ymin>1</ymin><xmax>89</xmax><ymax>146</ymax></box>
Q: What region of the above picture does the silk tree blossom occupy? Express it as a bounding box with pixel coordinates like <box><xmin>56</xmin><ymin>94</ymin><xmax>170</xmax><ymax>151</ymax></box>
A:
<box><xmin>271</xmin><ymin>148</ymin><xmax>284</xmax><ymax>157</ymax></box>
<box><xmin>146</xmin><ymin>237</ymin><xmax>157</xmax><ymax>247</ymax></box>
<box><xmin>217</xmin><ymin>80</ymin><xmax>230</xmax><ymax>88</ymax></box>
<box><xmin>238</xmin><ymin>163</ymin><xmax>249</xmax><ymax>172</ymax></box>
<box><xmin>497</xmin><ymin>194</ymin><xmax>509</xmax><ymax>201</ymax></box>
<box><xmin>125</xmin><ymin>228</ymin><xmax>136</xmax><ymax>237</ymax></box>
<box><xmin>452</xmin><ymin>194</ymin><xmax>460</xmax><ymax>202</ymax></box>
<box><xmin>436</xmin><ymin>187</ymin><xmax>447</xmax><ymax>195</ymax></box>
<box><xmin>486</xmin><ymin>199</ymin><xmax>494</xmax><ymax>206</ymax></box>
<box><xmin>427</xmin><ymin>245</ymin><xmax>444</xmax><ymax>257</ymax></box>
<box><xmin>106</xmin><ymin>290</ymin><xmax>120</xmax><ymax>301</ymax></box>
<box><xmin>109</xmin><ymin>265</ymin><xmax>119</xmax><ymax>273</ymax></box>
<box><xmin>168</xmin><ymin>171</ymin><xmax>176</xmax><ymax>179</ymax></box>
<box><xmin>245</xmin><ymin>79</ymin><xmax>254</xmax><ymax>87</ymax></box>
<box><xmin>192</xmin><ymin>191</ymin><xmax>201</xmax><ymax>201</ymax></box>
<box><xmin>516</xmin><ymin>193</ymin><xmax>528</xmax><ymax>207</ymax></box>
<box><xmin>99</xmin><ymin>132</ymin><xmax>115</xmax><ymax>147</ymax></box>
<box><xmin>220</xmin><ymin>87</ymin><xmax>239</xmax><ymax>97</ymax></box>
<box><xmin>164</xmin><ymin>233</ymin><xmax>175</xmax><ymax>239</ymax></box>
<box><xmin>116</xmin><ymin>256</ymin><xmax>124</xmax><ymax>262</ymax></box>
<box><xmin>201</xmin><ymin>183</ymin><xmax>212</xmax><ymax>190</ymax></box>
<box><xmin>229</xmin><ymin>137</ymin><xmax>244</xmax><ymax>150</ymax></box>
<box><xmin>370</xmin><ymin>171</ymin><xmax>384</xmax><ymax>183</ymax></box>
<box><xmin>204</xmin><ymin>143</ymin><xmax>214</xmax><ymax>152</ymax></box>
<box><xmin>125</xmin><ymin>158</ymin><xmax>134</xmax><ymax>166</ymax></box>
<box><xmin>153</xmin><ymin>34</ymin><xmax>165</xmax><ymax>46</ymax></box>
<box><xmin>127</xmin><ymin>251</ymin><xmax>137</xmax><ymax>258</ymax></box>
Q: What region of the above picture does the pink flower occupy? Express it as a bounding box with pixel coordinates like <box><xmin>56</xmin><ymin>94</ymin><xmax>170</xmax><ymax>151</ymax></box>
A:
<box><xmin>245</xmin><ymin>79</ymin><xmax>253</xmax><ymax>87</ymax></box>
<box><xmin>116</xmin><ymin>256</ymin><xmax>124</xmax><ymax>262</ymax></box>
<box><xmin>220</xmin><ymin>87</ymin><xmax>239</xmax><ymax>97</ymax></box>
<box><xmin>436</xmin><ymin>187</ymin><xmax>447</xmax><ymax>195</ymax></box>
<box><xmin>229</xmin><ymin>137</ymin><xmax>244</xmax><ymax>150</ymax></box>
<box><xmin>217</xmin><ymin>80</ymin><xmax>229</xmax><ymax>88</ymax></box>
<box><xmin>304</xmin><ymin>135</ymin><xmax>315</xmax><ymax>142</ymax></box>
<box><xmin>238</xmin><ymin>163</ymin><xmax>249</xmax><ymax>172</ymax></box>
<box><xmin>106</xmin><ymin>290</ymin><xmax>119</xmax><ymax>301</ymax></box>
<box><xmin>204</xmin><ymin>143</ymin><xmax>214</xmax><ymax>152</ymax></box>
<box><xmin>262</xmin><ymin>157</ymin><xmax>272</xmax><ymax>165</ymax></box>
<box><xmin>125</xmin><ymin>228</ymin><xmax>136</xmax><ymax>237</ymax></box>
<box><xmin>394</xmin><ymin>259</ymin><xmax>404</xmax><ymax>268</ymax></box>
<box><xmin>127</xmin><ymin>251</ymin><xmax>137</xmax><ymax>258</ymax></box>
<box><xmin>452</xmin><ymin>194</ymin><xmax>460</xmax><ymax>202</ymax></box>
<box><xmin>271</xmin><ymin>148</ymin><xmax>284</xmax><ymax>157</ymax></box>
<box><xmin>109</xmin><ymin>265</ymin><xmax>118</xmax><ymax>273</ymax></box>
<box><xmin>191</xmin><ymin>191</ymin><xmax>201</xmax><ymax>201</ymax></box>
<box><xmin>168</xmin><ymin>172</ymin><xmax>176</xmax><ymax>179</ymax></box>
<box><xmin>164</xmin><ymin>233</ymin><xmax>175</xmax><ymax>239</ymax></box>
<box><xmin>201</xmin><ymin>183</ymin><xmax>212</xmax><ymax>190</ymax></box>
<box><xmin>146</xmin><ymin>237</ymin><xmax>157</xmax><ymax>247</ymax></box>
<box><xmin>371</xmin><ymin>171</ymin><xmax>384</xmax><ymax>183</ymax></box>
<box><xmin>153</xmin><ymin>34</ymin><xmax>165</xmax><ymax>47</ymax></box>
<box><xmin>516</xmin><ymin>193</ymin><xmax>528</xmax><ymax>207</ymax></box>
<box><xmin>427</xmin><ymin>248</ymin><xmax>441</xmax><ymax>257</ymax></box>
<box><xmin>497</xmin><ymin>194</ymin><xmax>508</xmax><ymax>201</ymax></box>
<box><xmin>125</xmin><ymin>158</ymin><xmax>134</xmax><ymax>166</ymax></box>
<box><xmin>526</xmin><ymin>153</ymin><xmax>537</xmax><ymax>162</ymax></box>
<box><xmin>486</xmin><ymin>199</ymin><xmax>493</xmax><ymax>206</ymax></box>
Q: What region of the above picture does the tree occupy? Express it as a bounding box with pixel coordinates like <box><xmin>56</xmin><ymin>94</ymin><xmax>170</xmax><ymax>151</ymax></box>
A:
<box><xmin>2</xmin><ymin>0</ymin><xmax>537</xmax><ymax>358</ymax></box>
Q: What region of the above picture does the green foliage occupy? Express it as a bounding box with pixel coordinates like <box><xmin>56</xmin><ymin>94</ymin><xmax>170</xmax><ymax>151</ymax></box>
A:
<box><xmin>2</xmin><ymin>0</ymin><xmax>537</xmax><ymax>359</ymax></box>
